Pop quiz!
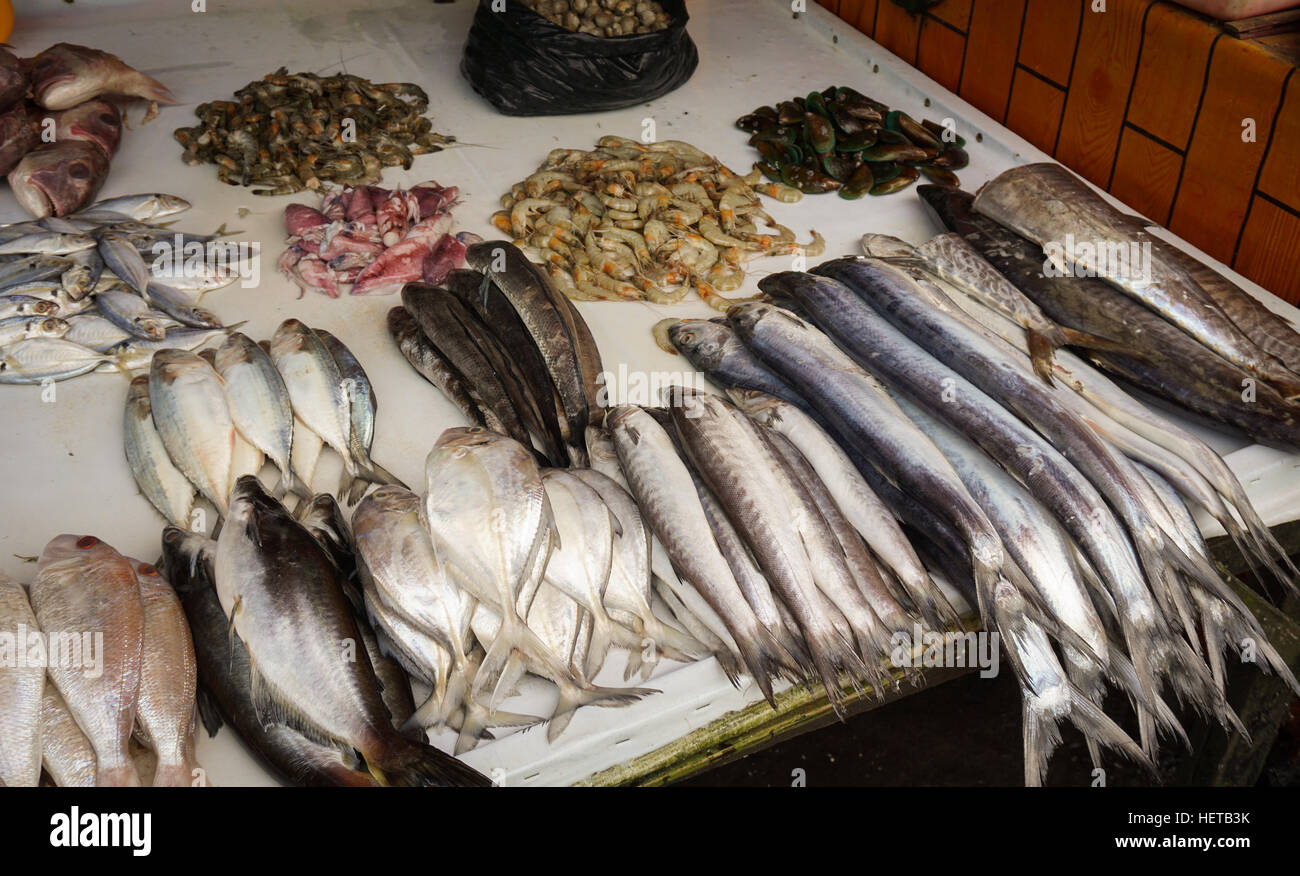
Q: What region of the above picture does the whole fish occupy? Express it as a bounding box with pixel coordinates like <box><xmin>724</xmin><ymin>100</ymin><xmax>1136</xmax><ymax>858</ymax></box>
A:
<box><xmin>95</xmin><ymin>286</ymin><xmax>171</xmax><ymax>340</ymax></box>
<box><xmin>149</xmin><ymin>348</ymin><xmax>235</xmax><ymax>516</ymax></box>
<box><xmin>7</xmin><ymin>142</ymin><xmax>111</xmax><ymax>218</ymax></box>
<box><xmin>0</xmin><ymin>47</ymin><xmax>28</xmax><ymax>112</ymax></box>
<box><xmin>0</xmin><ymin>336</ymin><xmax>110</xmax><ymax>383</ymax></box>
<box><xmin>144</xmin><ymin>280</ymin><xmax>221</xmax><ymax>329</ymax></box>
<box><xmin>0</xmin><ymin>227</ymin><xmax>97</xmax><ymax>255</ymax></box>
<box><xmin>213</xmin><ymin>333</ymin><xmax>299</xmax><ymax>499</ymax></box>
<box><xmin>608</xmin><ymin>405</ymin><xmax>800</xmax><ymax>705</ymax></box>
<box><xmin>83</xmin><ymin>193</ymin><xmax>190</xmax><ymax>222</ymax></box>
<box><xmin>51</xmin><ymin>99</ymin><xmax>123</xmax><ymax>158</ymax></box>
<box><xmin>214</xmin><ymin>477</ymin><xmax>491</xmax><ymax>786</ymax></box>
<box><xmin>316</xmin><ymin>328</ymin><xmax>403</xmax><ymax>503</ymax></box>
<box><xmin>0</xmin><ymin>296</ymin><xmax>59</xmax><ymax>321</ymax></box>
<box><xmin>269</xmin><ymin>319</ymin><xmax>393</xmax><ymax>492</ymax></box>
<box><xmin>0</xmin><ymin>314</ymin><xmax>67</xmax><ymax>346</ymax></box>
<box><xmin>124</xmin><ymin>374</ymin><xmax>195</xmax><ymax>526</ymax></box>
<box><xmin>40</xmin><ymin>684</ymin><xmax>97</xmax><ymax>787</ymax></box>
<box><xmin>387</xmin><ymin>305</ymin><xmax>496</xmax><ymax>431</ymax></box>
<box><xmin>666</xmin><ymin>318</ymin><xmax>816</xmax><ymax>416</ymax></box>
<box><xmin>0</xmin><ymin>254</ymin><xmax>71</xmax><ymax>289</ymax></box>
<box><xmin>27</xmin><ymin>43</ymin><xmax>176</xmax><ymax>112</ymax></box>
<box><xmin>28</xmin><ymin>534</ymin><xmax>144</xmax><ymax>786</ymax></box>
<box><xmin>919</xmin><ymin>184</ymin><xmax>1300</xmax><ymax>448</ymax></box>
<box><xmin>127</xmin><ymin>559</ymin><xmax>199</xmax><ymax>787</ymax></box>
<box><xmin>98</xmin><ymin>232</ymin><xmax>150</xmax><ymax>294</ymax></box>
<box><xmin>161</xmin><ymin>528</ymin><xmax>380</xmax><ymax>787</ymax></box>
<box><xmin>0</xmin><ymin>573</ymin><xmax>44</xmax><ymax>787</ymax></box>
<box><xmin>972</xmin><ymin>162</ymin><xmax>1300</xmax><ymax>399</ymax></box>
<box><xmin>0</xmin><ymin>102</ymin><xmax>37</xmax><ymax>177</ymax></box>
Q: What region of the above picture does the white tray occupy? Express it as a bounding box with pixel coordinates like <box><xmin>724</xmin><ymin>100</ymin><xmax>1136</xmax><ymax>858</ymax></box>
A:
<box><xmin>2</xmin><ymin>0</ymin><xmax>1297</xmax><ymax>787</ymax></box>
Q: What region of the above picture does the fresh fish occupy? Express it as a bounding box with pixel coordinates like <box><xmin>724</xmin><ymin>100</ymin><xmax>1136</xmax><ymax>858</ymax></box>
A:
<box><xmin>28</xmin><ymin>535</ymin><xmax>144</xmax><ymax>786</ymax></box>
<box><xmin>0</xmin><ymin>46</ymin><xmax>28</xmax><ymax>112</ymax></box>
<box><xmin>0</xmin><ymin>296</ymin><xmax>59</xmax><ymax>321</ymax></box>
<box><xmin>290</xmin><ymin>414</ymin><xmax>324</xmax><ymax>494</ymax></box>
<box><xmin>50</xmin><ymin>99</ymin><xmax>123</xmax><ymax>159</ymax></box>
<box><xmin>0</xmin><ymin>228</ymin><xmax>98</xmax><ymax>255</ymax></box>
<box><xmin>124</xmin><ymin>374</ymin><xmax>195</xmax><ymax>526</ymax></box>
<box><xmin>0</xmin><ymin>315</ymin><xmax>67</xmax><ymax>346</ymax></box>
<box><xmin>0</xmin><ymin>336</ymin><xmax>110</xmax><ymax>383</ymax></box>
<box><xmin>98</xmin><ymin>232</ymin><xmax>150</xmax><ymax>294</ymax></box>
<box><xmin>214</xmin><ymin>477</ymin><xmax>491</xmax><ymax>786</ymax></box>
<box><xmin>387</xmin><ymin>306</ymin><xmax>495</xmax><ymax>430</ymax></box>
<box><xmin>83</xmin><ymin>193</ymin><xmax>191</xmax><ymax>222</ymax></box>
<box><xmin>666</xmin><ymin>318</ymin><xmax>815</xmax><ymax>416</ymax></box>
<box><xmin>608</xmin><ymin>405</ymin><xmax>800</xmax><ymax>705</ymax></box>
<box><xmin>40</xmin><ymin>684</ymin><xmax>97</xmax><ymax>787</ymax></box>
<box><xmin>144</xmin><ymin>281</ymin><xmax>221</xmax><ymax>329</ymax></box>
<box><xmin>95</xmin><ymin>286</ymin><xmax>170</xmax><ymax>340</ymax></box>
<box><xmin>99</xmin><ymin>323</ymin><xmax>235</xmax><ymax>373</ymax></box>
<box><xmin>0</xmin><ymin>573</ymin><xmax>44</xmax><ymax>787</ymax></box>
<box><xmin>149</xmin><ymin>348</ymin><xmax>235</xmax><ymax>516</ymax></box>
<box><xmin>269</xmin><ymin>319</ymin><xmax>393</xmax><ymax>492</ymax></box>
<box><xmin>161</xmin><ymin>528</ymin><xmax>381</xmax><ymax>787</ymax></box>
<box><xmin>27</xmin><ymin>43</ymin><xmax>176</xmax><ymax>112</ymax></box>
<box><xmin>972</xmin><ymin>162</ymin><xmax>1300</xmax><ymax>399</ymax></box>
<box><xmin>0</xmin><ymin>102</ymin><xmax>37</xmax><ymax>177</ymax></box>
<box><xmin>213</xmin><ymin>333</ymin><xmax>301</xmax><ymax>500</ymax></box>
<box><xmin>316</xmin><ymin>328</ymin><xmax>403</xmax><ymax>503</ymax></box>
<box><xmin>126</xmin><ymin>559</ymin><xmax>199</xmax><ymax>787</ymax></box>
<box><xmin>7</xmin><ymin>142</ymin><xmax>111</xmax><ymax>218</ymax></box>
<box><xmin>0</xmin><ymin>255</ymin><xmax>71</xmax><ymax>289</ymax></box>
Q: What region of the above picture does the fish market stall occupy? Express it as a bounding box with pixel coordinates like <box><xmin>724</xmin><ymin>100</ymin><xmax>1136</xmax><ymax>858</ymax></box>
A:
<box><xmin>1</xmin><ymin>0</ymin><xmax>1298</xmax><ymax>788</ymax></box>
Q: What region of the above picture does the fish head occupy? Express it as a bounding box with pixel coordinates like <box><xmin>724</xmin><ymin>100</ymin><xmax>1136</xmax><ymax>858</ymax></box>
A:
<box><xmin>666</xmin><ymin>319</ymin><xmax>733</xmax><ymax>368</ymax></box>
<box><xmin>53</xmin><ymin>99</ymin><xmax>122</xmax><ymax>159</ymax></box>
<box><xmin>724</xmin><ymin>301</ymin><xmax>777</xmax><ymax>341</ymax></box>
<box><xmin>36</xmin><ymin>533</ymin><xmax>123</xmax><ymax>575</ymax></box>
<box><xmin>160</xmin><ymin>527</ymin><xmax>216</xmax><ymax>594</ymax></box>
<box><xmin>915</xmin><ymin>184</ymin><xmax>976</xmax><ymax>229</ymax></box>
<box><xmin>149</xmin><ymin>347</ymin><xmax>210</xmax><ymax>384</ymax></box>
<box><xmin>270</xmin><ymin>318</ymin><xmax>311</xmax><ymax>357</ymax></box>
<box><xmin>860</xmin><ymin>233</ymin><xmax>917</xmax><ymax>259</ymax></box>
<box><xmin>36</xmin><ymin>317</ymin><xmax>69</xmax><ymax>338</ymax></box>
<box><xmin>724</xmin><ymin>388</ymin><xmax>781</xmax><ymax>422</ymax></box>
<box><xmin>9</xmin><ymin>142</ymin><xmax>110</xmax><ymax>218</ymax></box>
<box><xmin>212</xmin><ymin>331</ymin><xmax>258</xmax><ymax>374</ymax></box>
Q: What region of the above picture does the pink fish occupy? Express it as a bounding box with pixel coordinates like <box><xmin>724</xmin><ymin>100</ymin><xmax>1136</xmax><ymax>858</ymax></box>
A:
<box><xmin>422</xmin><ymin>233</ymin><xmax>468</xmax><ymax>286</ymax></box>
<box><xmin>8</xmin><ymin>140</ymin><xmax>110</xmax><ymax>217</ymax></box>
<box><xmin>284</xmin><ymin>202</ymin><xmax>329</xmax><ymax>237</ymax></box>
<box><xmin>0</xmin><ymin>102</ymin><xmax>37</xmax><ymax>176</ymax></box>
<box><xmin>27</xmin><ymin>43</ymin><xmax>176</xmax><ymax>112</ymax></box>
<box><xmin>51</xmin><ymin>99</ymin><xmax>122</xmax><ymax>159</ymax></box>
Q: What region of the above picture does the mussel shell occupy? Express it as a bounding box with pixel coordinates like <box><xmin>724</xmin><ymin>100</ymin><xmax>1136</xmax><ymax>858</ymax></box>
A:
<box><xmin>804</xmin><ymin>112</ymin><xmax>835</xmax><ymax>154</ymax></box>
<box><xmin>932</xmin><ymin>145</ymin><xmax>970</xmax><ymax>169</ymax></box>
<box><xmin>839</xmin><ymin>163</ymin><xmax>875</xmax><ymax>199</ymax></box>
<box><xmin>919</xmin><ymin>164</ymin><xmax>961</xmax><ymax>186</ymax></box>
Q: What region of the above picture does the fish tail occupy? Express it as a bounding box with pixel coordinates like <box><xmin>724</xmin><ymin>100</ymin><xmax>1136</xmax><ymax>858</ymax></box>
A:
<box><xmin>1103</xmin><ymin>648</ymin><xmax>1188</xmax><ymax>749</ymax></box>
<box><xmin>338</xmin><ymin>467</ymin><xmax>357</xmax><ymax>505</ymax></box>
<box><xmin>622</xmin><ymin>646</ymin><xmax>645</xmax><ymax>683</ymax></box>
<box><xmin>95</xmin><ymin>763</ymin><xmax>143</xmax><ymax>787</ymax></box>
<box><xmin>904</xmin><ymin>574</ymin><xmax>963</xmax><ymax>632</ymax></box>
<box><xmin>151</xmin><ymin>760</ymin><xmax>199</xmax><ymax>788</ymax></box>
<box><xmin>1025</xmin><ymin>328</ymin><xmax>1058</xmax><ymax>386</ymax></box>
<box><xmin>1020</xmin><ymin>700</ymin><xmax>1064</xmax><ymax>787</ymax></box>
<box><xmin>803</xmin><ymin>623</ymin><xmax>873</xmax><ymax>720</ymax></box>
<box><xmin>1062</xmin><ymin>685</ymin><xmax>1159</xmax><ymax>780</ymax></box>
<box><xmin>1164</xmin><ymin>635</ymin><xmax>1249</xmax><ymax>739</ymax></box>
<box><xmin>583</xmin><ymin>609</ymin><xmax>620</xmax><ymax>681</ymax></box>
<box><xmin>1216</xmin><ymin>605</ymin><xmax>1300</xmax><ymax>696</ymax></box>
<box><xmin>739</xmin><ymin>619</ymin><xmax>808</xmax><ymax>706</ymax></box>
<box><xmin>489</xmin><ymin>651</ymin><xmax>530</xmax><ymax>711</ymax></box>
<box><xmin>641</xmin><ymin>614</ymin><xmax>711</xmax><ymax>666</ymax></box>
<box><xmin>369</xmin><ymin>734</ymin><xmax>492</xmax><ymax>787</ymax></box>
<box><xmin>1058</xmin><ymin>326</ymin><xmax>1143</xmax><ymax>358</ymax></box>
<box><xmin>547</xmin><ymin>681</ymin><xmax>658</xmax><ymax>743</ymax></box>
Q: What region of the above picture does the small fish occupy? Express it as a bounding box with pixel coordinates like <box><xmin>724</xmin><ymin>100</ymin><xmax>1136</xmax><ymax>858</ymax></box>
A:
<box><xmin>213</xmin><ymin>332</ymin><xmax>300</xmax><ymax>499</ymax></box>
<box><xmin>0</xmin><ymin>315</ymin><xmax>68</xmax><ymax>346</ymax></box>
<box><xmin>7</xmin><ymin>142</ymin><xmax>111</xmax><ymax>218</ymax></box>
<box><xmin>0</xmin><ymin>336</ymin><xmax>110</xmax><ymax>383</ymax></box>
<box><xmin>94</xmin><ymin>286</ymin><xmax>171</xmax><ymax>340</ymax></box>
<box><xmin>0</xmin><ymin>228</ymin><xmax>98</xmax><ymax>256</ymax></box>
<box><xmin>83</xmin><ymin>193</ymin><xmax>190</xmax><ymax>222</ymax></box>
<box><xmin>27</xmin><ymin>43</ymin><xmax>176</xmax><ymax>112</ymax></box>
<box><xmin>28</xmin><ymin>535</ymin><xmax>144</xmax><ymax>786</ymax></box>
<box><xmin>0</xmin><ymin>296</ymin><xmax>60</xmax><ymax>321</ymax></box>
<box><xmin>317</xmin><ymin>327</ymin><xmax>401</xmax><ymax>503</ymax></box>
<box><xmin>144</xmin><ymin>280</ymin><xmax>221</xmax><ymax>329</ymax></box>
<box><xmin>98</xmin><ymin>232</ymin><xmax>150</xmax><ymax>294</ymax></box>
<box><xmin>148</xmin><ymin>348</ymin><xmax>236</xmax><ymax>516</ymax></box>
<box><xmin>63</xmin><ymin>312</ymin><xmax>132</xmax><ymax>352</ymax></box>
<box><xmin>124</xmin><ymin>375</ymin><xmax>195</xmax><ymax>526</ymax></box>
<box><xmin>0</xmin><ymin>573</ymin><xmax>44</xmax><ymax>787</ymax></box>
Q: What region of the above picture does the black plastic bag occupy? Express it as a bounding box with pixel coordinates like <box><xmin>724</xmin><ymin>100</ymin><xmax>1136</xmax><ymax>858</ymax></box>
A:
<box><xmin>460</xmin><ymin>0</ymin><xmax>698</xmax><ymax>116</ymax></box>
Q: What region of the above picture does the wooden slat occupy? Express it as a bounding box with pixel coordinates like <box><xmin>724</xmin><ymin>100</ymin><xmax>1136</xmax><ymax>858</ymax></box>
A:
<box><xmin>1017</xmin><ymin>0</ymin><xmax>1082</xmax><ymax>87</ymax></box>
<box><xmin>1109</xmin><ymin>126</ymin><xmax>1184</xmax><ymax>226</ymax></box>
<box><xmin>837</xmin><ymin>0</ymin><xmax>877</xmax><ymax>37</ymax></box>
<box><xmin>1258</xmin><ymin>73</ymin><xmax>1300</xmax><ymax>209</ymax></box>
<box><xmin>958</xmin><ymin>0</ymin><xmax>1027</xmax><ymax>122</ymax></box>
<box><xmin>816</xmin><ymin>0</ymin><xmax>841</xmax><ymax>13</ymax></box>
<box><xmin>1233</xmin><ymin>194</ymin><xmax>1300</xmax><ymax>306</ymax></box>
<box><xmin>916</xmin><ymin>14</ymin><xmax>966</xmax><ymax>92</ymax></box>
<box><xmin>1005</xmin><ymin>68</ymin><xmax>1066</xmax><ymax>155</ymax></box>
<box><xmin>874</xmin><ymin>0</ymin><xmax>923</xmax><ymax>64</ymax></box>
<box><xmin>929</xmin><ymin>0</ymin><xmax>972</xmax><ymax>32</ymax></box>
<box><xmin>1125</xmin><ymin>2</ymin><xmax>1219</xmax><ymax>150</ymax></box>
<box><xmin>1055</xmin><ymin>0</ymin><xmax>1154</xmax><ymax>185</ymax></box>
<box><xmin>1170</xmin><ymin>38</ymin><xmax>1288</xmax><ymax>265</ymax></box>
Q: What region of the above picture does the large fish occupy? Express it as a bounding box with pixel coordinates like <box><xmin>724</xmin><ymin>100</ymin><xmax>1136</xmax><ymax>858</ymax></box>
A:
<box><xmin>387</xmin><ymin>305</ymin><xmax>496</xmax><ymax>431</ymax></box>
<box><xmin>149</xmin><ymin>348</ymin><xmax>235</xmax><ymax>516</ymax></box>
<box><xmin>8</xmin><ymin>141</ymin><xmax>111</xmax><ymax>217</ymax></box>
<box><xmin>0</xmin><ymin>47</ymin><xmax>28</xmax><ymax>112</ymax></box>
<box><xmin>27</xmin><ymin>43</ymin><xmax>176</xmax><ymax>112</ymax></box>
<box><xmin>972</xmin><ymin>162</ymin><xmax>1300</xmax><ymax>399</ymax></box>
<box><xmin>28</xmin><ymin>535</ymin><xmax>144</xmax><ymax>786</ymax></box>
<box><xmin>0</xmin><ymin>573</ymin><xmax>44</xmax><ymax>787</ymax></box>
<box><xmin>50</xmin><ymin>99</ymin><xmax>123</xmax><ymax>158</ymax></box>
<box><xmin>0</xmin><ymin>102</ymin><xmax>37</xmax><ymax>177</ymax></box>
<box><xmin>214</xmin><ymin>478</ymin><xmax>491</xmax><ymax>786</ymax></box>
<box><xmin>161</xmin><ymin>528</ymin><xmax>381</xmax><ymax>787</ymax></box>
<box><xmin>127</xmin><ymin>559</ymin><xmax>199</xmax><ymax>787</ymax></box>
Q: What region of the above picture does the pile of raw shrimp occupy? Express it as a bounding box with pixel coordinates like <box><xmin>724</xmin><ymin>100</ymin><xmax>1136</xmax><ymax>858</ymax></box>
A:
<box><xmin>493</xmin><ymin>135</ymin><xmax>825</xmax><ymax>310</ymax></box>
<box><xmin>278</xmin><ymin>181</ymin><xmax>480</xmax><ymax>297</ymax></box>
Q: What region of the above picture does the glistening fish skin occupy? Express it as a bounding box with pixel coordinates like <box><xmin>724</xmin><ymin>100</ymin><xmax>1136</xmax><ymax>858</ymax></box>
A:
<box><xmin>124</xmin><ymin>374</ymin><xmax>195</xmax><ymax>527</ymax></box>
<box><xmin>387</xmin><ymin>306</ymin><xmax>497</xmax><ymax>431</ymax></box>
<box><xmin>0</xmin><ymin>573</ymin><xmax>44</xmax><ymax>787</ymax></box>
<box><xmin>213</xmin><ymin>333</ymin><xmax>299</xmax><ymax>500</ymax></box>
<box><xmin>40</xmin><ymin>684</ymin><xmax>97</xmax><ymax>787</ymax></box>
<box><xmin>214</xmin><ymin>478</ymin><xmax>491</xmax><ymax>787</ymax></box>
<box><xmin>149</xmin><ymin>348</ymin><xmax>235</xmax><ymax>516</ymax></box>
<box><xmin>28</xmin><ymin>535</ymin><xmax>144</xmax><ymax>787</ymax></box>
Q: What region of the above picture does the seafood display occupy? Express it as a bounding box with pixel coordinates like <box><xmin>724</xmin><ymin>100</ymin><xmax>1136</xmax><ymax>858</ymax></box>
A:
<box><xmin>0</xmin><ymin>535</ymin><xmax>200</xmax><ymax>786</ymax></box>
<box><xmin>174</xmin><ymin>69</ymin><xmax>453</xmax><ymax>195</ymax></box>
<box><xmin>0</xmin><ymin>195</ymin><xmax>241</xmax><ymax>384</ymax></box>
<box><xmin>492</xmin><ymin>135</ymin><xmax>822</xmax><ymax>308</ymax></box>
<box><xmin>519</xmin><ymin>0</ymin><xmax>672</xmax><ymax>35</ymax></box>
<box><xmin>735</xmin><ymin>87</ymin><xmax>967</xmax><ymax>198</ymax></box>
<box><xmin>125</xmin><ymin>321</ymin><xmax>402</xmax><ymax>528</ymax></box>
<box><xmin>279</xmin><ymin>180</ymin><xmax>478</xmax><ymax>297</ymax></box>
<box><xmin>390</xmin><ymin>240</ymin><xmax>603</xmax><ymax>467</ymax></box>
<box><xmin>1</xmin><ymin>44</ymin><xmax>175</xmax><ymax>216</ymax></box>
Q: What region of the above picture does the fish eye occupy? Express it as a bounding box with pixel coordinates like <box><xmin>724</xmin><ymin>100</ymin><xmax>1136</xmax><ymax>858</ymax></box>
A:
<box><xmin>68</xmin><ymin>163</ymin><xmax>91</xmax><ymax>180</ymax></box>
<box><xmin>100</xmin><ymin>113</ymin><xmax>118</xmax><ymax>126</ymax></box>
<box><xmin>138</xmin><ymin>564</ymin><xmax>158</xmax><ymax>577</ymax></box>
<box><xmin>76</xmin><ymin>536</ymin><xmax>99</xmax><ymax>549</ymax></box>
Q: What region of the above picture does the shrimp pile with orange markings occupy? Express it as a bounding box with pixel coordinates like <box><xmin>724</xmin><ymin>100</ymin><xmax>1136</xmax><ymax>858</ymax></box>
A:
<box><xmin>492</xmin><ymin>135</ymin><xmax>824</xmax><ymax>310</ymax></box>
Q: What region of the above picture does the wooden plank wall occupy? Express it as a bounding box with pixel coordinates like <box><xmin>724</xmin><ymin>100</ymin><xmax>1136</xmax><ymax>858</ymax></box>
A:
<box><xmin>817</xmin><ymin>0</ymin><xmax>1300</xmax><ymax>305</ymax></box>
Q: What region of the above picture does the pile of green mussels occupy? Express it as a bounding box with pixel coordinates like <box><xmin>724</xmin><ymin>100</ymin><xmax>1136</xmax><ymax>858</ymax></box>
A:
<box><xmin>735</xmin><ymin>86</ymin><xmax>968</xmax><ymax>198</ymax></box>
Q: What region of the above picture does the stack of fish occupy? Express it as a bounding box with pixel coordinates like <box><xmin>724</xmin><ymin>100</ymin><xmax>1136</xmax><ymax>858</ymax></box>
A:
<box><xmin>0</xmin><ymin>193</ymin><xmax>237</xmax><ymax>385</ymax></box>
<box><xmin>1</xmin><ymin>43</ymin><xmax>175</xmax><ymax>216</ymax></box>
<box><xmin>919</xmin><ymin>169</ymin><xmax>1300</xmax><ymax>449</ymax></box>
<box><xmin>388</xmin><ymin>240</ymin><xmax>604</xmax><ymax>467</ymax></box>
<box><xmin>161</xmin><ymin>487</ymin><xmax>492</xmax><ymax>787</ymax></box>
<box><xmin>279</xmin><ymin>180</ymin><xmax>477</xmax><ymax>297</ymax></box>
<box><xmin>0</xmin><ymin>534</ymin><xmax>199</xmax><ymax>787</ymax></box>
<box><xmin>125</xmin><ymin>320</ymin><xmax>402</xmax><ymax>528</ymax></box>
<box><xmin>654</xmin><ymin>231</ymin><xmax>1299</xmax><ymax>782</ymax></box>
<box><xmin>493</xmin><ymin>135</ymin><xmax>822</xmax><ymax>308</ymax></box>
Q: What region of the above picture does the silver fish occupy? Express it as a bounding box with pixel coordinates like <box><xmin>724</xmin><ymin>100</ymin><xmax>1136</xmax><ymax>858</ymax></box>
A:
<box><xmin>28</xmin><ymin>534</ymin><xmax>144</xmax><ymax>786</ymax></box>
<box><xmin>0</xmin><ymin>296</ymin><xmax>59</xmax><ymax>321</ymax></box>
<box><xmin>316</xmin><ymin>327</ymin><xmax>401</xmax><ymax>503</ymax></box>
<box><xmin>213</xmin><ymin>332</ymin><xmax>299</xmax><ymax>499</ymax></box>
<box><xmin>97</xmin><ymin>232</ymin><xmax>150</xmax><ymax>294</ymax></box>
<box><xmin>0</xmin><ymin>336</ymin><xmax>110</xmax><ymax>383</ymax></box>
<box><xmin>0</xmin><ymin>573</ymin><xmax>44</xmax><ymax>786</ymax></box>
<box><xmin>124</xmin><ymin>374</ymin><xmax>195</xmax><ymax>526</ymax></box>
<box><xmin>95</xmin><ymin>286</ymin><xmax>171</xmax><ymax>340</ymax></box>
<box><xmin>144</xmin><ymin>280</ymin><xmax>221</xmax><ymax>329</ymax></box>
<box><xmin>83</xmin><ymin>193</ymin><xmax>191</xmax><ymax>221</ymax></box>
<box><xmin>63</xmin><ymin>312</ymin><xmax>133</xmax><ymax>352</ymax></box>
<box><xmin>0</xmin><ymin>231</ymin><xmax>97</xmax><ymax>256</ymax></box>
<box><xmin>0</xmin><ymin>315</ymin><xmax>67</xmax><ymax>346</ymax></box>
<box><xmin>149</xmin><ymin>348</ymin><xmax>235</xmax><ymax>516</ymax></box>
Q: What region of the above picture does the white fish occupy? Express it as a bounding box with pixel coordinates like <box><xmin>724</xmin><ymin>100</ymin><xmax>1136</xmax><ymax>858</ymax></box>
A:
<box><xmin>148</xmin><ymin>348</ymin><xmax>235</xmax><ymax>516</ymax></box>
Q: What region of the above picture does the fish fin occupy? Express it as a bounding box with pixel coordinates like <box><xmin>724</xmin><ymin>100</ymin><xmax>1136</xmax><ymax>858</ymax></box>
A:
<box><xmin>369</xmin><ymin>735</ymin><xmax>492</xmax><ymax>787</ymax></box>
<box><xmin>546</xmin><ymin>681</ymin><xmax>658</xmax><ymax>742</ymax></box>
<box><xmin>246</xmin><ymin>657</ymin><xmax>341</xmax><ymax>750</ymax></box>
<box><xmin>1058</xmin><ymin>326</ymin><xmax>1142</xmax><ymax>359</ymax></box>
<box><xmin>489</xmin><ymin>652</ymin><xmax>530</xmax><ymax>713</ymax></box>
<box><xmin>195</xmin><ymin>687</ymin><xmax>224</xmax><ymax>738</ymax></box>
<box><xmin>1025</xmin><ymin>328</ymin><xmax>1058</xmax><ymax>386</ymax></box>
<box><xmin>623</xmin><ymin>646</ymin><xmax>644</xmax><ymax>683</ymax></box>
<box><xmin>641</xmin><ymin>615</ymin><xmax>711</xmax><ymax>665</ymax></box>
<box><xmin>338</xmin><ymin>468</ymin><xmax>356</xmax><ymax>505</ymax></box>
